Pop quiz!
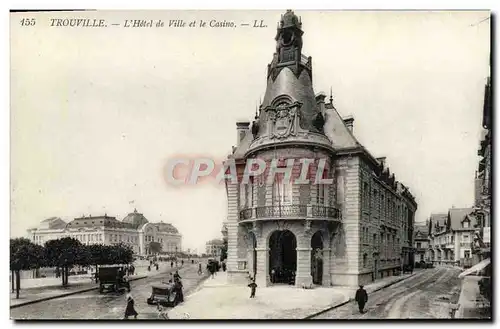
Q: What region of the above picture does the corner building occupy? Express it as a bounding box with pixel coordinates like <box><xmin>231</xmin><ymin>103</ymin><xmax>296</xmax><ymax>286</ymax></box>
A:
<box><xmin>224</xmin><ymin>11</ymin><xmax>417</xmax><ymax>288</ymax></box>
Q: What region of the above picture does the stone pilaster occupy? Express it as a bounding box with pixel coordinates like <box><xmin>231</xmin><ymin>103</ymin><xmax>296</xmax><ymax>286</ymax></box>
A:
<box><xmin>295</xmin><ymin>247</ymin><xmax>313</xmax><ymax>287</ymax></box>
<box><xmin>322</xmin><ymin>248</ymin><xmax>332</xmax><ymax>286</ymax></box>
<box><xmin>255</xmin><ymin>247</ymin><xmax>270</xmax><ymax>287</ymax></box>
<box><xmin>226</xmin><ymin>182</ymin><xmax>239</xmax><ymax>273</ymax></box>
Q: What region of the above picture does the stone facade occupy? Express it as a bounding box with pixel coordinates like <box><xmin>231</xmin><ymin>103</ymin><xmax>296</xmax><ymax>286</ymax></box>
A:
<box><xmin>427</xmin><ymin>209</ymin><xmax>476</xmax><ymax>267</ymax></box>
<box><xmin>27</xmin><ymin>210</ymin><xmax>182</xmax><ymax>256</ymax></box>
<box><xmin>206</xmin><ymin>238</ymin><xmax>224</xmax><ymax>257</ymax></box>
<box><xmin>223</xmin><ymin>10</ymin><xmax>417</xmax><ymax>288</ymax></box>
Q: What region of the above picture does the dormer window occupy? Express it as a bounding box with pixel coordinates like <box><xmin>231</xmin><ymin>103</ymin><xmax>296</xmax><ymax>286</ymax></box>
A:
<box><xmin>463</xmin><ymin>220</ymin><xmax>470</xmax><ymax>229</ymax></box>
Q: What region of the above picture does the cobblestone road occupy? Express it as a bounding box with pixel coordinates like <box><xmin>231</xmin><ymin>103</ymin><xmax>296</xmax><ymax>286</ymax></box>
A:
<box><xmin>11</xmin><ymin>263</ymin><xmax>210</xmax><ymax>320</ymax></box>
<box><xmin>312</xmin><ymin>267</ymin><xmax>462</xmax><ymax>319</ymax></box>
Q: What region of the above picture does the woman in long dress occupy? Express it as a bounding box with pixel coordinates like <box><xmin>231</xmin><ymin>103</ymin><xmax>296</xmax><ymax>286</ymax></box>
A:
<box><xmin>124</xmin><ymin>294</ymin><xmax>138</xmax><ymax>319</ymax></box>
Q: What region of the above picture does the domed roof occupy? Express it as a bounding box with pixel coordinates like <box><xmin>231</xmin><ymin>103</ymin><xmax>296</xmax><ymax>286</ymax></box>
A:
<box><xmin>154</xmin><ymin>221</ymin><xmax>179</xmax><ymax>234</ymax></box>
<box><xmin>122</xmin><ymin>209</ymin><xmax>149</xmax><ymax>229</ymax></box>
<box><xmin>38</xmin><ymin>217</ymin><xmax>67</xmax><ymax>230</ymax></box>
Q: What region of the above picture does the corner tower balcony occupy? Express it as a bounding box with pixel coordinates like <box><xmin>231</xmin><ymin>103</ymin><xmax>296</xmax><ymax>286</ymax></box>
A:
<box><xmin>238</xmin><ymin>204</ymin><xmax>341</xmax><ymax>222</ymax></box>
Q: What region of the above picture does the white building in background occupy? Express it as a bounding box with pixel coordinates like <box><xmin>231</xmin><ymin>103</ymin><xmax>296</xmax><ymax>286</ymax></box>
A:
<box><xmin>27</xmin><ymin>209</ymin><xmax>182</xmax><ymax>256</ymax></box>
<box><xmin>205</xmin><ymin>239</ymin><xmax>224</xmax><ymax>257</ymax></box>
<box><xmin>428</xmin><ymin>208</ymin><xmax>476</xmax><ymax>267</ymax></box>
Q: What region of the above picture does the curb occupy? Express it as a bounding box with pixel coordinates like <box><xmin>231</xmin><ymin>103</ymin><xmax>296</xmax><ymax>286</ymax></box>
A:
<box><xmin>303</xmin><ymin>272</ymin><xmax>417</xmax><ymax>319</ymax></box>
<box><xmin>10</xmin><ymin>275</ymin><xmax>147</xmax><ymax>309</ymax></box>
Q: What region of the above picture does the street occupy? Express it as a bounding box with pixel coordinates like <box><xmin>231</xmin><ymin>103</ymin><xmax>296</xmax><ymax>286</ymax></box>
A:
<box><xmin>312</xmin><ymin>267</ymin><xmax>462</xmax><ymax>319</ymax></box>
<box><xmin>11</xmin><ymin>262</ymin><xmax>209</xmax><ymax>320</ymax></box>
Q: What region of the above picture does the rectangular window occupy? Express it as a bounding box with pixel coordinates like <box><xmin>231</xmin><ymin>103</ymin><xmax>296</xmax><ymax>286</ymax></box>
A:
<box><xmin>416</xmin><ymin>242</ymin><xmax>421</xmax><ymax>249</ymax></box>
<box><xmin>317</xmin><ymin>184</ymin><xmax>325</xmax><ymax>205</ymax></box>
<box><xmin>363</xmin><ymin>182</ymin><xmax>369</xmax><ymax>208</ymax></box>
<box><xmin>463</xmin><ymin>221</ymin><xmax>469</xmax><ymax>228</ymax></box>
<box><xmin>273</xmin><ymin>180</ymin><xmax>293</xmax><ymax>205</ymax></box>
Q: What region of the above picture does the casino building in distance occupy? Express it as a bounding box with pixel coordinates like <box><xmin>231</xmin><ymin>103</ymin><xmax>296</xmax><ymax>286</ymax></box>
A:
<box><xmin>27</xmin><ymin>209</ymin><xmax>182</xmax><ymax>256</ymax></box>
<box><xmin>223</xmin><ymin>10</ymin><xmax>417</xmax><ymax>288</ymax></box>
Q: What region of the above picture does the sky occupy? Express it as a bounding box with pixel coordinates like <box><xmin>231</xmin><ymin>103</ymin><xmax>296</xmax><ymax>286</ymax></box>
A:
<box><xmin>10</xmin><ymin>10</ymin><xmax>490</xmax><ymax>253</ymax></box>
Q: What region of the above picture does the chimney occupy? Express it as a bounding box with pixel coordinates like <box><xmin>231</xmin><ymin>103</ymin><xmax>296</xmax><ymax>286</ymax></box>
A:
<box><xmin>376</xmin><ymin>157</ymin><xmax>386</xmax><ymax>167</ymax></box>
<box><xmin>343</xmin><ymin>115</ymin><xmax>354</xmax><ymax>132</ymax></box>
<box><xmin>236</xmin><ymin>122</ymin><xmax>250</xmax><ymax>147</ymax></box>
<box><xmin>315</xmin><ymin>92</ymin><xmax>327</xmax><ymax>105</ymax></box>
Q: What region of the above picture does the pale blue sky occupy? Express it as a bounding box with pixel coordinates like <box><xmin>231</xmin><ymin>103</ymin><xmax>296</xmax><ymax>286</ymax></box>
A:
<box><xmin>10</xmin><ymin>10</ymin><xmax>490</xmax><ymax>252</ymax></box>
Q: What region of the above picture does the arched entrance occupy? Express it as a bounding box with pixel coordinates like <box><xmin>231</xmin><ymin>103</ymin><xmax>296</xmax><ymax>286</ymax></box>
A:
<box><xmin>269</xmin><ymin>230</ymin><xmax>296</xmax><ymax>285</ymax></box>
<box><xmin>311</xmin><ymin>231</ymin><xmax>323</xmax><ymax>285</ymax></box>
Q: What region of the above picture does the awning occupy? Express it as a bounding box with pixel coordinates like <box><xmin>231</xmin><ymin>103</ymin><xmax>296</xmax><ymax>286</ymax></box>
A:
<box><xmin>458</xmin><ymin>258</ymin><xmax>491</xmax><ymax>278</ymax></box>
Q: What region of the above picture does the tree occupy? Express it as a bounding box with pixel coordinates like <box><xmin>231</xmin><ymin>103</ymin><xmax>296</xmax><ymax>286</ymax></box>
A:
<box><xmin>10</xmin><ymin>238</ymin><xmax>45</xmax><ymax>299</ymax></box>
<box><xmin>149</xmin><ymin>241</ymin><xmax>162</xmax><ymax>255</ymax></box>
<box><xmin>44</xmin><ymin>237</ymin><xmax>86</xmax><ymax>287</ymax></box>
<box><xmin>109</xmin><ymin>243</ymin><xmax>134</xmax><ymax>264</ymax></box>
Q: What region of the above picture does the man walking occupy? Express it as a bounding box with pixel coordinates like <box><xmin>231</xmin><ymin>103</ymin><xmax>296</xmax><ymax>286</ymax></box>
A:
<box><xmin>248</xmin><ymin>278</ymin><xmax>257</xmax><ymax>298</ymax></box>
<box><xmin>355</xmin><ymin>285</ymin><xmax>368</xmax><ymax>314</ymax></box>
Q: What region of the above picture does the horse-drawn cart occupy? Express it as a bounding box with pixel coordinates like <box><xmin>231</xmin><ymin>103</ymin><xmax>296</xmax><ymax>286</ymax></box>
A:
<box><xmin>98</xmin><ymin>265</ymin><xmax>131</xmax><ymax>293</ymax></box>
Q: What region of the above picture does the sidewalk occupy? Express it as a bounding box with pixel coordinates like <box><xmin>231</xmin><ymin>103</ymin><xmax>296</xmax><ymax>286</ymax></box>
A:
<box><xmin>456</xmin><ymin>276</ymin><xmax>491</xmax><ymax>319</ymax></box>
<box><xmin>167</xmin><ymin>271</ymin><xmax>416</xmax><ymax>319</ymax></box>
<box><xmin>9</xmin><ymin>262</ymin><xmax>173</xmax><ymax>308</ymax></box>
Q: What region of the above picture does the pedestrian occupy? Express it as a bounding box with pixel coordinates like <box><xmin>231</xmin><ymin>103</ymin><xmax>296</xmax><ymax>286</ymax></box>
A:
<box><xmin>271</xmin><ymin>268</ymin><xmax>276</xmax><ymax>283</ymax></box>
<box><xmin>174</xmin><ymin>270</ymin><xmax>182</xmax><ymax>282</ymax></box>
<box><xmin>355</xmin><ymin>285</ymin><xmax>368</xmax><ymax>314</ymax></box>
<box><xmin>124</xmin><ymin>294</ymin><xmax>138</xmax><ymax>320</ymax></box>
<box><xmin>222</xmin><ymin>262</ymin><xmax>227</xmax><ymax>272</ymax></box>
<box><xmin>198</xmin><ymin>263</ymin><xmax>202</xmax><ymax>275</ymax></box>
<box><xmin>170</xmin><ymin>261</ymin><xmax>173</xmax><ymax>268</ymax></box>
<box><xmin>248</xmin><ymin>279</ymin><xmax>257</xmax><ymax>298</ymax></box>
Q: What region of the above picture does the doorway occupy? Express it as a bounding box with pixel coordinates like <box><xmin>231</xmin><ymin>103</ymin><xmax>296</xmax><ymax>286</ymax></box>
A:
<box><xmin>269</xmin><ymin>230</ymin><xmax>297</xmax><ymax>284</ymax></box>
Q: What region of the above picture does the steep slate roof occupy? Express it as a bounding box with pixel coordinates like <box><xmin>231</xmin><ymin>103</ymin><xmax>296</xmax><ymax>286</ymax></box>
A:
<box><xmin>67</xmin><ymin>215</ymin><xmax>136</xmax><ymax>229</ymax></box>
<box><xmin>449</xmin><ymin>208</ymin><xmax>475</xmax><ymax>231</ymax></box>
<box><xmin>231</xmin><ymin>129</ymin><xmax>254</xmax><ymax>159</ymax></box>
<box><xmin>429</xmin><ymin>213</ymin><xmax>448</xmax><ymax>235</ymax></box>
<box><xmin>414</xmin><ymin>224</ymin><xmax>429</xmax><ymax>240</ymax></box>
<box><xmin>324</xmin><ymin>103</ymin><xmax>360</xmax><ymax>150</ymax></box>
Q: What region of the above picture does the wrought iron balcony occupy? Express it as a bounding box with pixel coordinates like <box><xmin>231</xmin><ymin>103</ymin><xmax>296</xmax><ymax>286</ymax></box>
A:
<box><xmin>238</xmin><ymin>204</ymin><xmax>341</xmax><ymax>221</ymax></box>
<box><xmin>255</xmin><ymin>205</ymin><xmax>307</xmax><ymax>218</ymax></box>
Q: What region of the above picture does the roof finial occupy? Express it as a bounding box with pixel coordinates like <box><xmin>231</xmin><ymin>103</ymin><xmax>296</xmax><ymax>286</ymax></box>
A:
<box><xmin>255</xmin><ymin>102</ymin><xmax>259</xmax><ymax>119</ymax></box>
<box><xmin>329</xmin><ymin>87</ymin><xmax>333</xmax><ymax>104</ymax></box>
<box><xmin>134</xmin><ymin>208</ymin><xmax>137</xmax><ymax>213</ymax></box>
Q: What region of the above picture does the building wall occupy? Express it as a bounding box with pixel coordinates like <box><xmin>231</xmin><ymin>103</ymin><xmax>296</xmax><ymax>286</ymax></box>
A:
<box><xmin>356</xmin><ymin>157</ymin><xmax>416</xmax><ymax>284</ymax></box>
<box><xmin>29</xmin><ymin>224</ymin><xmax>182</xmax><ymax>256</ymax></box>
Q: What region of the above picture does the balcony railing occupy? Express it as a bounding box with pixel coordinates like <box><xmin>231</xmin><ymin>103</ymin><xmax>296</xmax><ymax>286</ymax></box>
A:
<box><xmin>256</xmin><ymin>205</ymin><xmax>307</xmax><ymax>218</ymax></box>
<box><xmin>238</xmin><ymin>205</ymin><xmax>341</xmax><ymax>221</ymax></box>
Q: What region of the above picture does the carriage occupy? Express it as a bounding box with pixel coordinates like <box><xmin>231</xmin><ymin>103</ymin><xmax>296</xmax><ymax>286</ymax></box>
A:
<box><xmin>98</xmin><ymin>265</ymin><xmax>131</xmax><ymax>293</ymax></box>
<box><xmin>146</xmin><ymin>283</ymin><xmax>179</xmax><ymax>307</ymax></box>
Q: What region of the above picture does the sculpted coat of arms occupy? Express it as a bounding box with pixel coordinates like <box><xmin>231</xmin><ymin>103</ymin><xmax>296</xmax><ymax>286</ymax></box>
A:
<box><xmin>267</xmin><ymin>102</ymin><xmax>301</xmax><ymax>139</ymax></box>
